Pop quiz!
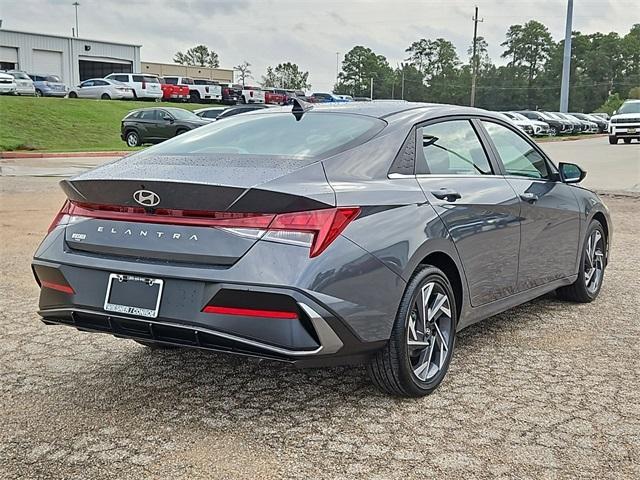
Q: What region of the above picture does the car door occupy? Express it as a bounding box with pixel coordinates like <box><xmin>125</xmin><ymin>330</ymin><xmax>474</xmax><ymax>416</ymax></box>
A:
<box><xmin>156</xmin><ymin>109</ymin><xmax>177</xmax><ymax>140</ymax></box>
<box><xmin>77</xmin><ymin>80</ymin><xmax>95</xmax><ymax>98</ymax></box>
<box><xmin>135</xmin><ymin>110</ymin><xmax>160</xmax><ymax>141</ymax></box>
<box><xmin>414</xmin><ymin>118</ymin><xmax>521</xmax><ymax>306</ymax></box>
<box><xmin>479</xmin><ymin>120</ymin><xmax>581</xmax><ymax>291</ymax></box>
<box><xmin>93</xmin><ymin>79</ymin><xmax>110</xmax><ymax>97</ymax></box>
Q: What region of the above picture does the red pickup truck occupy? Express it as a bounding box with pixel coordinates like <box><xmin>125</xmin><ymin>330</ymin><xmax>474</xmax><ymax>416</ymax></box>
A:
<box><xmin>158</xmin><ymin>77</ymin><xmax>190</xmax><ymax>102</ymax></box>
<box><xmin>264</xmin><ymin>88</ymin><xmax>288</xmax><ymax>105</ymax></box>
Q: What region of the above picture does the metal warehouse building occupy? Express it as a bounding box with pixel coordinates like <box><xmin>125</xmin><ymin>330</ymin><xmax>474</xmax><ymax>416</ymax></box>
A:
<box><xmin>0</xmin><ymin>29</ymin><xmax>141</xmax><ymax>87</ymax></box>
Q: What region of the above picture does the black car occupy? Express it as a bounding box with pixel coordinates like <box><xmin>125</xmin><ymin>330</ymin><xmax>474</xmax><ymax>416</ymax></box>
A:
<box><xmin>214</xmin><ymin>104</ymin><xmax>272</xmax><ymax>120</ymax></box>
<box><xmin>517</xmin><ymin>110</ymin><xmax>569</xmax><ymax>136</ymax></box>
<box><xmin>35</xmin><ymin>102</ymin><xmax>611</xmax><ymax>397</ymax></box>
<box><xmin>121</xmin><ymin>107</ymin><xmax>210</xmax><ymax>147</ymax></box>
<box><xmin>572</xmin><ymin>112</ymin><xmax>608</xmax><ymax>133</ymax></box>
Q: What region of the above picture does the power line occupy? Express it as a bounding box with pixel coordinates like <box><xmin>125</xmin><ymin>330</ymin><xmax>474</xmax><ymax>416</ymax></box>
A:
<box><xmin>470</xmin><ymin>5</ymin><xmax>484</xmax><ymax>107</ymax></box>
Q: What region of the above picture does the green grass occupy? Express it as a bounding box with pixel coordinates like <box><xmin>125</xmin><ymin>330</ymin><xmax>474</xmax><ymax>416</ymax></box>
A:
<box><xmin>0</xmin><ymin>96</ymin><xmax>204</xmax><ymax>152</ymax></box>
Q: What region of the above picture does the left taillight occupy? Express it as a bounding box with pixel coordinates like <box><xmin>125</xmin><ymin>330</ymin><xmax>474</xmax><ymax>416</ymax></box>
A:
<box><xmin>47</xmin><ymin>200</ymin><xmax>71</xmax><ymax>233</ymax></box>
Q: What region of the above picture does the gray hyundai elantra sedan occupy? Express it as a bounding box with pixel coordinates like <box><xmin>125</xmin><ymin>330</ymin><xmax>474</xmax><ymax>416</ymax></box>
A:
<box><xmin>32</xmin><ymin>101</ymin><xmax>611</xmax><ymax>397</ymax></box>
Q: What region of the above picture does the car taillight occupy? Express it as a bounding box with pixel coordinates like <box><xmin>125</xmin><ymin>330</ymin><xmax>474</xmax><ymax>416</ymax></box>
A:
<box><xmin>48</xmin><ymin>201</ymin><xmax>360</xmax><ymax>258</ymax></box>
<box><xmin>142</xmin><ymin>79</ymin><xmax>146</xmax><ymax>89</ymax></box>
<box><xmin>223</xmin><ymin>87</ymin><xmax>229</xmax><ymax>95</ymax></box>
<box><xmin>250</xmin><ymin>91</ymin><xmax>254</xmax><ymax>97</ymax></box>
<box><xmin>202</xmin><ymin>305</ymin><xmax>298</xmax><ymax>319</ymax></box>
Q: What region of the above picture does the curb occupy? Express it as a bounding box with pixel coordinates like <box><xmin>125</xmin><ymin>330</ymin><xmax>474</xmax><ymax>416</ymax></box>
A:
<box><xmin>0</xmin><ymin>151</ymin><xmax>130</xmax><ymax>159</ymax></box>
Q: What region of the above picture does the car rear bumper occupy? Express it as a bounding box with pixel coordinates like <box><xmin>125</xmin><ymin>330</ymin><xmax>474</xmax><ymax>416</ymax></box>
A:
<box><xmin>32</xmin><ymin>228</ymin><xmax>403</xmax><ymax>366</ymax></box>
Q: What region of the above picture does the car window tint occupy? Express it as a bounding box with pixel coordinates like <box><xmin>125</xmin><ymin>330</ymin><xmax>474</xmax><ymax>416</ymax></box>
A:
<box><xmin>164</xmin><ymin>77</ymin><xmax>178</xmax><ymax>85</ymax></box>
<box><xmin>94</xmin><ymin>80</ymin><xmax>108</xmax><ymax>86</ymax></box>
<box><xmin>138</xmin><ymin>110</ymin><xmax>158</xmax><ymax>120</ymax></box>
<box><xmin>81</xmin><ymin>80</ymin><xmax>94</xmax><ymax>87</ymax></box>
<box><xmin>482</xmin><ymin>121</ymin><xmax>549</xmax><ymax>179</ymax></box>
<box><xmin>419</xmin><ymin>120</ymin><xmax>492</xmax><ymax>175</ymax></box>
<box><xmin>146</xmin><ymin>112</ymin><xmax>385</xmax><ymax>157</ymax></box>
<box><xmin>132</xmin><ymin>75</ymin><xmax>144</xmax><ymax>82</ymax></box>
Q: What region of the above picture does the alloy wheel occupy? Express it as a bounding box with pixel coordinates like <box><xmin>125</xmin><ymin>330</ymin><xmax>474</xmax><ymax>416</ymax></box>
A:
<box><xmin>584</xmin><ymin>230</ymin><xmax>604</xmax><ymax>294</ymax></box>
<box><xmin>127</xmin><ymin>133</ymin><xmax>138</xmax><ymax>147</ymax></box>
<box><xmin>406</xmin><ymin>281</ymin><xmax>453</xmax><ymax>381</ymax></box>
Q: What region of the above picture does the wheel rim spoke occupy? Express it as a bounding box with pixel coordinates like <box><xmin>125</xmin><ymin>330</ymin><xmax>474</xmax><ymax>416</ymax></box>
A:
<box><xmin>584</xmin><ymin>230</ymin><xmax>604</xmax><ymax>293</ymax></box>
<box><xmin>407</xmin><ymin>281</ymin><xmax>453</xmax><ymax>382</ymax></box>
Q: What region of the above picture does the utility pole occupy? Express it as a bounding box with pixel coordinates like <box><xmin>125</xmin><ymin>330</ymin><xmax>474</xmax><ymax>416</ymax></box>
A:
<box><xmin>559</xmin><ymin>0</ymin><xmax>573</xmax><ymax>112</ymax></box>
<box><xmin>370</xmin><ymin>77</ymin><xmax>374</xmax><ymax>100</ymax></box>
<box><xmin>72</xmin><ymin>2</ymin><xmax>80</xmax><ymax>37</ymax></box>
<box><xmin>470</xmin><ymin>5</ymin><xmax>483</xmax><ymax>107</ymax></box>
<box><xmin>336</xmin><ymin>52</ymin><xmax>340</xmax><ymax>85</ymax></box>
<box><xmin>401</xmin><ymin>68</ymin><xmax>405</xmax><ymax>100</ymax></box>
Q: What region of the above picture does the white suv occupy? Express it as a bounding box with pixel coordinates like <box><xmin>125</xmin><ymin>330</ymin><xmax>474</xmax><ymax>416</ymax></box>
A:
<box><xmin>609</xmin><ymin>100</ymin><xmax>640</xmax><ymax>144</ymax></box>
<box><xmin>105</xmin><ymin>73</ymin><xmax>163</xmax><ymax>100</ymax></box>
<box><xmin>163</xmin><ymin>76</ymin><xmax>221</xmax><ymax>103</ymax></box>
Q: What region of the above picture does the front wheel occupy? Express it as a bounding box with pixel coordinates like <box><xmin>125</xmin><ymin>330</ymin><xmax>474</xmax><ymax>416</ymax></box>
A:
<box><xmin>368</xmin><ymin>265</ymin><xmax>457</xmax><ymax>397</ymax></box>
<box><xmin>609</xmin><ymin>136</ymin><xmax>618</xmax><ymax>144</ymax></box>
<box><xmin>101</xmin><ymin>93</ymin><xmax>111</xmax><ymax>100</ymax></box>
<box><xmin>68</xmin><ymin>91</ymin><xmax>78</xmax><ymax>98</ymax></box>
<box><xmin>35</xmin><ymin>89</ymin><xmax>43</xmax><ymax>97</ymax></box>
<box><xmin>557</xmin><ymin>220</ymin><xmax>606</xmax><ymax>303</ymax></box>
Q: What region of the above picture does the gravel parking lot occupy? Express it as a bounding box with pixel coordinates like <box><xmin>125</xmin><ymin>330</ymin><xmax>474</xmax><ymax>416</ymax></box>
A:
<box><xmin>1</xmin><ymin>158</ymin><xmax>639</xmax><ymax>478</ymax></box>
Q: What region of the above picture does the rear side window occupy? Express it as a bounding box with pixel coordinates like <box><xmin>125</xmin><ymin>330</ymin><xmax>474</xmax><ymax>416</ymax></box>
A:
<box><xmin>418</xmin><ymin>120</ymin><xmax>492</xmax><ymax>175</ymax></box>
<box><xmin>181</xmin><ymin>77</ymin><xmax>194</xmax><ymax>85</ymax></box>
<box><xmin>164</xmin><ymin>77</ymin><xmax>178</xmax><ymax>85</ymax></box>
<box><xmin>482</xmin><ymin>121</ymin><xmax>549</xmax><ymax>179</ymax></box>
<box><xmin>111</xmin><ymin>74</ymin><xmax>128</xmax><ymax>82</ymax></box>
<box><xmin>145</xmin><ymin>112</ymin><xmax>386</xmax><ymax>158</ymax></box>
<box><xmin>137</xmin><ymin>110</ymin><xmax>158</xmax><ymax>120</ymax></box>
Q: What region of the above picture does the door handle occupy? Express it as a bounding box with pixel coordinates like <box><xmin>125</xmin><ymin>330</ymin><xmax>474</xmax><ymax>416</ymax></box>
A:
<box><xmin>520</xmin><ymin>193</ymin><xmax>539</xmax><ymax>203</ymax></box>
<box><xmin>431</xmin><ymin>188</ymin><xmax>462</xmax><ymax>202</ymax></box>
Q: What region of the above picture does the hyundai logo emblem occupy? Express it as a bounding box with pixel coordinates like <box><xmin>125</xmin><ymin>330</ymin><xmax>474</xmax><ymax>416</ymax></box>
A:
<box><xmin>133</xmin><ymin>189</ymin><xmax>160</xmax><ymax>207</ymax></box>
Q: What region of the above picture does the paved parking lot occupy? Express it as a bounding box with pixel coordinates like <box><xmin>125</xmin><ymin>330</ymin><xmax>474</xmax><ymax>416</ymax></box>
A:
<box><xmin>1</xmin><ymin>138</ymin><xmax>639</xmax><ymax>479</ymax></box>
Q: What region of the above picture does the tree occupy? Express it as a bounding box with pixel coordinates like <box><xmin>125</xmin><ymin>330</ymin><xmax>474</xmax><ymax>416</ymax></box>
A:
<box><xmin>260</xmin><ymin>62</ymin><xmax>311</xmax><ymax>89</ymax></box>
<box><xmin>234</xmin><ymin>61</ymin><xmax>252</xmax><ymax>86</ymax></box>
<box><xmin>467</xmin><ymin>36</ymin><xmax>491</xmax><ymax>72</ymax></box>
<box><xmin>501</xmin><ymin>20</ymin><xmax>553</xmax><ymax>106</ymax></box>
<box><xmin>334</xmin><ymin>46</ymin><xmax>393</xmax><ymax>98</ymax></box>
<box><xmin>173</xmin><ymin>45</ymin><xmax>219</xmax><ymax>68</ymax></box>
<box><xmin>405</xmin><ymin>38</ymin><xmax>460</xmax><ymax>82</ymax></box>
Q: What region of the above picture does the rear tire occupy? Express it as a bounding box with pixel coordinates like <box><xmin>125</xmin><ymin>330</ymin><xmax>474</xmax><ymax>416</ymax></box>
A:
<box><xmin>134</xmin><ymin>340</ymin><xmax>179</xmax><ymax>350</ymax></box>
<box><xmin>557</xmin><ymin>220</ymin><xmax>606</xmax><ymax>303</ymax></box>
<box><xmin>175</xmin><ymin>128</ymin><xmax>188</xmax><ymax>137</ymax></box>
<box><xmin>190</xmin><ymin>91</ymin><xmax>201</xmax><ymax>103</ymax></box>
<box><xmin>609</xmin><ymin>136</ymin><xmax>618</xmax><ymax>144</ymax></box>
<box><xmin>367</xmin><ymin>265</ymin><xmax>457</xmax><ymax>397</ymax></box>
<box><xmin>125</xmin><ymin>130</ymin><xmax>141</xmax><ymax>147</ymax></box>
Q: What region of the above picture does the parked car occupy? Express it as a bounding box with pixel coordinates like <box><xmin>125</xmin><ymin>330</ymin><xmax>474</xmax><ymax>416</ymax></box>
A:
<box><xmin>28</xmin><ymin>74</ymin><xmax>67</xmax><ymax>97</ymax></box>
<box><xmin>508</xmin><ymin>111</ymin><xmax>549</xmax><ymax>136</ymax></box>
<box><xmin>608</xmin><ymin>99</ymin><xmax>640</xmax><ymax>144</ymax></box>
<box><xmin>551</xmin><ymin>112</ymin><xmax>583</xmax><ymax>134</ymax></box>
<box><xmin>0</xmin><ymin>72</ymin><xmax>17</xmax><ymax>95</ymax></box>
<box><xmin>571</xmin><ymin>113</ymin><xmax>608</xmax><ymax>133</ymax></box>
<box><xmin>192</xmin><ymin>79</ymin><xmax>223</xmax><ymax>103</ymax></box>
<box><xmin>309</xmin><ymin>92</ymin><xmax>349</xmax><ymax>103</ymax></box>
<box><xmin>354</xmin><ymin>96</ymin><xmax>372</xmax><ymax>102</ymax></box>
<box><xmin>194</xmin><ymin>106</ymin><xmax>227</xmax><ymax>120</ymax></box>
<box><xmin>566</xmin><ymin>113</ymin><xmax>598</xmax><ymax>133</ymax></box>
<box><xmin>34</xmin><ymin>102</ymin><xmax>611</xmax><ymax>397</ymax></box>
<box><xmin>104</xmin><ymin>73</ymin><xmax>163</xmax><ymax>100</ymax></box>
<box><xmin>158</xmin><ymin>77</ymin><xmax>189</xmax><ymax>102</ymax></box>
<box><xmin>120</xmin><ymin>107</ymin><xmax>210</xmax><ymax>147</ymax></box>
<box><xmin>264</xmin><ymin>88</ymin><xmax>288</xmax><ymax>105</ymax></box>
<box><xmin>214</xmin><ymin>104</ymin><xmax>274</xmax><ymax>121</ymax></box>
<box><xmin>517</xmin><ymin>110</ymin><xmax>568</xmax><ymax>136</ymax></box>
<box><xmin>499</xmin><ymin>112</ymin><xmax>534</xmax><ymax>136</ymax></box>
<box><xmin>591</xmin><ymin>112</ymin><xmax>610</xmax><ymax>121</ymax></box>
<box><xmin>68</xmin><ymin>78</ymin><xmax>134</xmax><ymax>100</ymax></box>
<box><xmin>221</xmin><ymin>84</ymin><xmax>241</xmax><ymax>105</ymax></box>
<box><xmin>239</xmin><ymin>85</ymin><xmax>265</xmax><ymax>104</ymax></box>
<box><xmin>3</xmin><ymin>70</ymin><xmax>36</xmax><ymax>95</ymax></box>
<box><xmin>338</xmin><ymin>95</ymin><xmax>354</xmax><ymax>102</ymax></box>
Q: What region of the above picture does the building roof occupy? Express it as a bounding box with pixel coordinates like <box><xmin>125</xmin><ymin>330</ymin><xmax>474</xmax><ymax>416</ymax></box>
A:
<box><xmin>0</xmin><ymin>29</ymin><xmax>142</xmax><ymax>47</ymax></box>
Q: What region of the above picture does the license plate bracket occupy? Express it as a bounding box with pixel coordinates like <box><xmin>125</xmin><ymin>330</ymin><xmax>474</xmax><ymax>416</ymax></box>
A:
<box><xmin>104</xmin><ymin>273</ymin><xmax>163</xmax><ymax>318</ymax></box>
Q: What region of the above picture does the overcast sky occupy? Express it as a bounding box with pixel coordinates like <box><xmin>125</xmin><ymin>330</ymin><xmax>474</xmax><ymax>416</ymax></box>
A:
<box><xmin>2</xmin><ymin>0</ymin><xmax>637</xmax><ymax>90</ymax></box>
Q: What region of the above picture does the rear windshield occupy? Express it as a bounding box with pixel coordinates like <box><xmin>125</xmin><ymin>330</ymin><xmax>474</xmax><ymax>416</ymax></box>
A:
<box><xmin>45</xmin><ymin>75</ymin><xmax>62</xmax><ymax>82</ymax></box>
<box><xmin>145</xmin><ymin>112</ymin><xmax>385</xmax><ymax>158</ymax></box>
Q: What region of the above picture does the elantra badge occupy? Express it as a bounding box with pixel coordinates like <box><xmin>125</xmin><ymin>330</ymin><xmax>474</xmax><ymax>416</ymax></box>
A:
<box><xmin>133</xmin><ymin>189</ymin><xmax>160</xmax><ymax>207</ymax></box>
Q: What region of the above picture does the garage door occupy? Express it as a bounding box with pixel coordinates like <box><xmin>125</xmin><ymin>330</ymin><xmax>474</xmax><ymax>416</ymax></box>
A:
<box><xmin>0</xmin><ymin>46</ymin><xmax>18</xmax><ymax>70</ymax></box>
<box><xmin>33</xmin><ymin>50</ymin><xmax>63</xmax><ymax>79</ymax></box>
<box><xmin>78</xmin><ymin>59</ymin><xmax>132</xmax><ymax>81</ymax></box>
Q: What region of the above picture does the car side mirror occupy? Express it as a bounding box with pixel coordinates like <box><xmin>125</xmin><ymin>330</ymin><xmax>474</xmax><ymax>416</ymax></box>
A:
<box><xmin>559</xmin><ymin>162</ymin><xmax>586</xmax><ymax>183</ymax></box>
